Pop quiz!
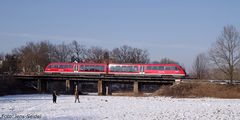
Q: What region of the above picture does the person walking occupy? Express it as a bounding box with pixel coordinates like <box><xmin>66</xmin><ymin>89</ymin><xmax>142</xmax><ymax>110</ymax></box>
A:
<box><xmin>52</xmin><ymin>91</ymin><xmax>57</xmax><ymax>103</ymax></box>
<box><xmin>74</xmin><ymin>90</ymin><xmax>80</xmax><ymax>103</ymax></box>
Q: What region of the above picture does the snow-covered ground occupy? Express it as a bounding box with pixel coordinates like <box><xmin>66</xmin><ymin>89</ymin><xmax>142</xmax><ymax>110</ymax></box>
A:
<box><xmin>0</xmin><ymin>94</ymin><xmax>240</xmax><ymax>120</ymax></box>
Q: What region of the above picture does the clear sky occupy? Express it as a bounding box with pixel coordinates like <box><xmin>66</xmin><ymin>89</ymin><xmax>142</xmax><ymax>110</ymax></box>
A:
<box><xmin>0</xmin><ymin>0</ymin><xmax>240</xmax><ymax>70</ymax></box>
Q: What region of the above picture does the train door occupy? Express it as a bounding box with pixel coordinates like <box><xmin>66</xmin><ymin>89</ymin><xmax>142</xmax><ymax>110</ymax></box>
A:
<box><xmin>74</xmin><ymin>64</ymin><xmax>78</xmax><ymax>73</ymax></box>
<box><xmin>140</xmin><ymin>65</ymin><xmax>145</xmax><ymax>75</ymax></box>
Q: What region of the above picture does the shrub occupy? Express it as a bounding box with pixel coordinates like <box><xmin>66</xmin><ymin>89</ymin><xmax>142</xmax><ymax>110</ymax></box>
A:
<box><xmin>153</xmin><ymin>83</ymin><xmax>240</xmax><ymax>98</ymax></box>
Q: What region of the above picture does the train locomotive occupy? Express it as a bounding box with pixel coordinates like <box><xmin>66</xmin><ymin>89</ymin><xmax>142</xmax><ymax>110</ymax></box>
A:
<box><xmin>44</xmin><ymin>62</ymin><xmax>186</xmax><ymax>78</ymax></box>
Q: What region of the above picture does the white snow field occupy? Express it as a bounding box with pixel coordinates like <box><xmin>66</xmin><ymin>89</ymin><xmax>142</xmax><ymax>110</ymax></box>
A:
<box><xmin>0</xmin><ymin>94</ymin><xmax>240</xmax><ymax>120</ymax></box>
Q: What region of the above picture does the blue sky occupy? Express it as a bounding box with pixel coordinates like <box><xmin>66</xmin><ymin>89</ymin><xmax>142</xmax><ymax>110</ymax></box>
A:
<box><xmin>0</xmin><ymin>0</ymin><xmax>240</xmax><ymax>70</ymax></box>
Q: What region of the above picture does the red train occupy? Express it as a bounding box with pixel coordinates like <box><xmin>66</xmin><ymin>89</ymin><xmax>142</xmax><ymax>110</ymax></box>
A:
<box><xmin>44</xmin><ymin>62</ymin><xmax>186</xmax><ymax>78</ymax></box>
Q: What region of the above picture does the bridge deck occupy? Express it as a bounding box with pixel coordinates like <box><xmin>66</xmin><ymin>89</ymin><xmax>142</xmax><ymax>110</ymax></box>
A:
<box><xmin>10</xmin><ymin>74</ymin><xmax>178</xmax><ymax>95</ymax></box>
<box><xmin>13</xmin><ymin>74</ymin><xmax>177</xmax><ymax>83</ymax></box>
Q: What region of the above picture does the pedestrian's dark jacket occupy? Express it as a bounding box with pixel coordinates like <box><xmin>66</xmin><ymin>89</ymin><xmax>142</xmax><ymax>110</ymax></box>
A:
<box><xmin>53</xmin><ymin>91</ymin><xmax>57</xmax><ymax>103</ymax></box>
<box><xmin>75</xmin><ymin>90</ymin><xmax>79</xmax><ymax>99</ymax></box>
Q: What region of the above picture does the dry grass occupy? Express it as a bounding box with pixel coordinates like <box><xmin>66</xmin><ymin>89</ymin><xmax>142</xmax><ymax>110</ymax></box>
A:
<box><xmin>153</xmin><ymin>83</ymin><xmax>240</xmax><ymax>98</ymax></box>
<box><xmin>112</xmin><ymin>92</ymin><xmax>135</xmax><ymax>96</ymax></box>
<box><xmin>112</xmin><ymin>91</ymin><xmax>145</xmax><ymax>97</ymax></box>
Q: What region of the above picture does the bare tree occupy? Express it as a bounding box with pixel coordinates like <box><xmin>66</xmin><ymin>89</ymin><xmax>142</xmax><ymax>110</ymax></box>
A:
<box><xmin>51</xmin><ymin>42</ymin><xmax>71</xmax><ymax>62</ymax></box>
<box><xmin>46</xmin><ymin>43</ymin><xmax>56</xmax><ymax>62</ymax></box>
<box><xmin>158</xmin><ymin>57</ymin><xmax>186</xmax><ymax>71</ymax></box>
<box><xmin>1</xmin><ymin>53</ymin><xmax>21</xmax><ymax>74</ymax></box>
<box><xmin>209</xmin><ymin>25</ymin><xmax>240</xmax><ymax>84</ymax></box>
<box><xmin>86</xmin><ymin>46</ymin><xmax>109</xmax><ymax>63</ymax></box>
<box><xmin>0</xmin><ymin>53</ymin><xmax>4</xmax><ymax>69</ymax></box>
<box><xmin>111</xmin><ymin>45</ymin><xmax>132</xmax><ymax>63</ymax></box>
<box><xmin>0</xmin><ymin>53</ymin><xmax>4</xmax><ymax>60</ymax></box>
<box><xmin>159</xmin><ymin>57</ymin><xmax>179</xmax><ymax>64</ymax></box>
<box><xmin>151</xmin><ymin>61</ymin><xmax>160</xmax><ymax>64</ymax></box>
<box><xmin>130</xmin><ymin>48</ymin><xmax>149</xmax><ymax>63</ymax></box>
<box><xmin>70</xmin><ymin>40</ymin><xmax>87</xmax><ymax>62</ymax></box>
<box><xmin>191</xmin><ymin>53</ymin><xmax>209</xmax><ymax>79</ymax></box>
<box><xmin>111</xmin><ymin>45</ymin><xmax>150</xmax><ymax>63</ymax></box>
<box><xmin>14</xmin><ymin>41</ymin><xmax>52</xmax><ymax>73</ymax></box>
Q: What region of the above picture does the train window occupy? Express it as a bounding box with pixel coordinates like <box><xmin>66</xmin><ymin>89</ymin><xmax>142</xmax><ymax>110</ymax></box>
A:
<box><xmin>165</xmin><ymin>66</ymin><xmax>178</xmax><ymax>70</ymax></box>
<box><xmin>165</xmin><ymin>66</ymin><xmax>170</xmax><ymax>70</ymax></box>
<box><xmin>64</xmin><ymin>65</ymin><xmax>69</xmax><ymax>68</ymax></box>
<box><xmin>173</xmin><ymin>67</ymin><xmax>179</xmax><ymax>70</ymax></box>
<box><xmin>53</xmin><ymin>65</ymin><xmax>59</xmax><ymax>68</ymax></box>
<box><xmin>62</xmin><ymin>65</ymin><xmax>69</xmax><ymax>69</ymax></box>
<box><xmin>110</xmin><ymin>66</ymin><xmax>116</xmax><ymax>72</ymax></box>
<box><xmin>110</xmin><ymin>66</ymin><xmax>113</xmax><ymax>72</ymax></box>
<box><xmin>158</xmin><ymin>66</ymin><xmax>164</xmax><ymax>70</ymax></box>
<box><xmin>133</xmin><ymin>66</ymin><xmax>138</xmax><ymax>72</ymax></box>
<box><xmin>47</xmin><ymin>65</ymin><xmax>52</xmax><ymax>68</ymax></box>
<box><xmin>86</xmin><ymin>65</ymin><xmax>90</xmax><ymax>71</ymax></box>
<box><xmin>84</xmin><ymin>65</ymin><xmax>90</xmax><ymax>71</ymax></box>
<box><xmin>148</xmin><ymin>66</ymin><xmax>161</xmax><ymax>70</ymax></box>
<box><xmin>79</xmin><ymin>65</ymin><xmax>104</xmax><ymax>72</ymax></box>
<box><xmin>147</xmin><ymin>66</ymin><xmax>151</xmax><ymax>70</ymax></box>
<box><xmin>64</xmin><ymin>65</ymin><xmax>67</xmax><ymax>68</ymax></box>
<box><xmin>129</xmin><ymin>66</ymin><xmax>135</xmax><ymax>72</ymax></box>
<box><xmin>93</xmin><ymin>65</ymin><xmax>98</xmax><ymax>71</ymax></box>
<box><xmin>87</xmin><ymin>65</ymin><xmax>89</xmax><ymax>71</ymax></box>
<box><xmin>153</xmin><ymin>66</ymin><xmax>158</xmax><ymax>70</ymax></box>
<box><xmin>126</xmin><ymin>66</ymin><xmax>131</xmax><ymax>72</ymax></box>
<box><xmin>95</xmin><ymin>66</ymin><xmax>102</xmax><ymax>72</ymax></box>
<box><xmin>80</xmin><ymin>65</ymin><xmax>84</xmax><ymax>71</ymax></box>
<box><xmin>147</xmin><ymin>66</ymin><xmax>155</xmax><ymax>70</ymax></box>
<box><xmin>116</xmin><ymin>66</ymin><xmax>121</xmax><ymax>72</ymax></box>
<box><xmin>122</xmin><ymin>66</ymin><xmax>127</xmax><ymax>72</ymax></box>
<box><xmin>59</xmin><ymin>65</ymin><xmax>63</xmax><ymax>69</ymax></box>
<box><xmin>101</xmin><ymin>66</ymin><xmax>104</xmax><ymax>71</ymax></box>
<box><xmin>140</xmin><ymin>66</ymin><xmax>144</xmax><ymax>72</ymax></box>
<box><xmin>88</xmin><ymin>65</ymin><xmax>92</xmax><ymax>71</ymax></box>
<box><xmin>98</xmin><ymin>66</ymin><xmax>104</xmax><ymax>72</ymax></box>
<box><xmin>175</xmin><ymin>67</ymin><xmax>180</xmax><ymax>70</ymax></box>
<box><xmin>84</xmin><ymin>65</ymin><xmax>89</xmax><ymax>71</ymax></box>
<box><xmin>110</xmin><ymin>66</ymin><xmax>138</xmax><ymax>72</ymax></box>
<box><xmin>147</xmin><ymin>66</ymin><xmax>164</xmax><ymax>70</ymax></box>
<box><xmin>68</xmin><ymin>65</ymin><xmax>73</xmax><ymax>68</ymax></box>
<box><xmin>94</xmin><ymin>66</ymin><xmax>98</xmax><ymax>71</ymax></box>
<box><xmin>94</xmin><ymin>66</ymin><xmax>99</xmax><ymax>72</ymax></box>
<box><xmin>89</xmin><ymin>65</ymin><xmax>94</xmax><ymax>71</ymax></box>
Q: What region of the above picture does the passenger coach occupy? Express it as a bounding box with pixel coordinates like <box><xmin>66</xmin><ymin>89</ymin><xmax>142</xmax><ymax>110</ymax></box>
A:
<box><xmin>45</xmin><ymin>62</ymin><xmax>107</xmax><ymax>74</ymax></box>
<box><xmin>44</xmin><ymin>62</ymin><xmax>186</xmax><ymax>78</ymax></box>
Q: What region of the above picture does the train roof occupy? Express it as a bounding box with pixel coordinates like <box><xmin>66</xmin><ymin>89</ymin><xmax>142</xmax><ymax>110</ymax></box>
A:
<box><xmin>47</xmin><ymin>62</ymin><xmax>106</xmax><ymax>65</ymax></box>
<box><xmin>143</xmin><ymin>63</ymin><xmax>180</xmax><ymax>66</ymax></box>
<box><xmin>47</xmin><ymin>62</ymin><xmax>76</xmax><ymax>65</ymax></box>
<box><xmin>47</xmin><ymin>62</ymin><xmax>181</xmax><ymax>66</ymax></box>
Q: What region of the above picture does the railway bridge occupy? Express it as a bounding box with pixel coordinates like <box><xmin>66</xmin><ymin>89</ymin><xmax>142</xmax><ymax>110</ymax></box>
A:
<box><xmin>13</xmin><ymin>74</ymin><xmax>180</xmax><ymax>95</ymax></box>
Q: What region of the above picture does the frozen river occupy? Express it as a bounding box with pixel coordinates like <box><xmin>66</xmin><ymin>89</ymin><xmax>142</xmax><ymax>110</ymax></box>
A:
<box><xmin>0</xmin><ymin>94</ymin><xmax>240</xmax><ymax>120</ymax></box>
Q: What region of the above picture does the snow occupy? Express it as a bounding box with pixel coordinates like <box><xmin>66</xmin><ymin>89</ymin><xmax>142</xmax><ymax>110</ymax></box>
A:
<box><xmin>0</xmin><ymin>94</ymin><xmax>240</xmax><ymax>120</ymax></box>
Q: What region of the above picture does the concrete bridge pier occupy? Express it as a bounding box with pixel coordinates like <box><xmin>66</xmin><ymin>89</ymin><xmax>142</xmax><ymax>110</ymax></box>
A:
<box><xmin>105</xmin><ymin>81</ymin><xmax>112</xmax><ymax>95</ymax></box>
<box><xmin>98</xmin><ymin>80</ymin><xmax>112</xmax><ymax>95</ymax></box>
<box><xmin>66</xmin><ymin>80</ymin><xmax>75</xmax><ymax>94</ymax></box>
<box><xmin>133</xmin><ymin>81</ymin><xmax>139</xmax><ymax>95</ymax></box>
<box><xmin>37</xmin><ymin>79</ymin><xmax>48</xmax><ymax>93</ymax></box>
<box><xmin>98</xmin><ymin>79</ymin><xmax>103</xmax><ymax>95</ymax></box>
<box><xmin>37</xmin><ymin>79</ymin><xmax>41</xmax><ymax>92</ymax></box>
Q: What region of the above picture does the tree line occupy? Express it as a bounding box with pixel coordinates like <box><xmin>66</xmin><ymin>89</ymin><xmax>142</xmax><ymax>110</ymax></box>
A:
<box><xmin>0</xmin><ymin>41</ymin><xmax>177</xmax><ymax>74</ymax></box>
<box><xmin>191</xmin><ymin>25</ymin><xmax>240</xmax><ymax>84</ymax></box>
<box><xmin>1</xmin><ymin>25</ymin><xmax>240</xmax><ymax>83</ymax></box>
